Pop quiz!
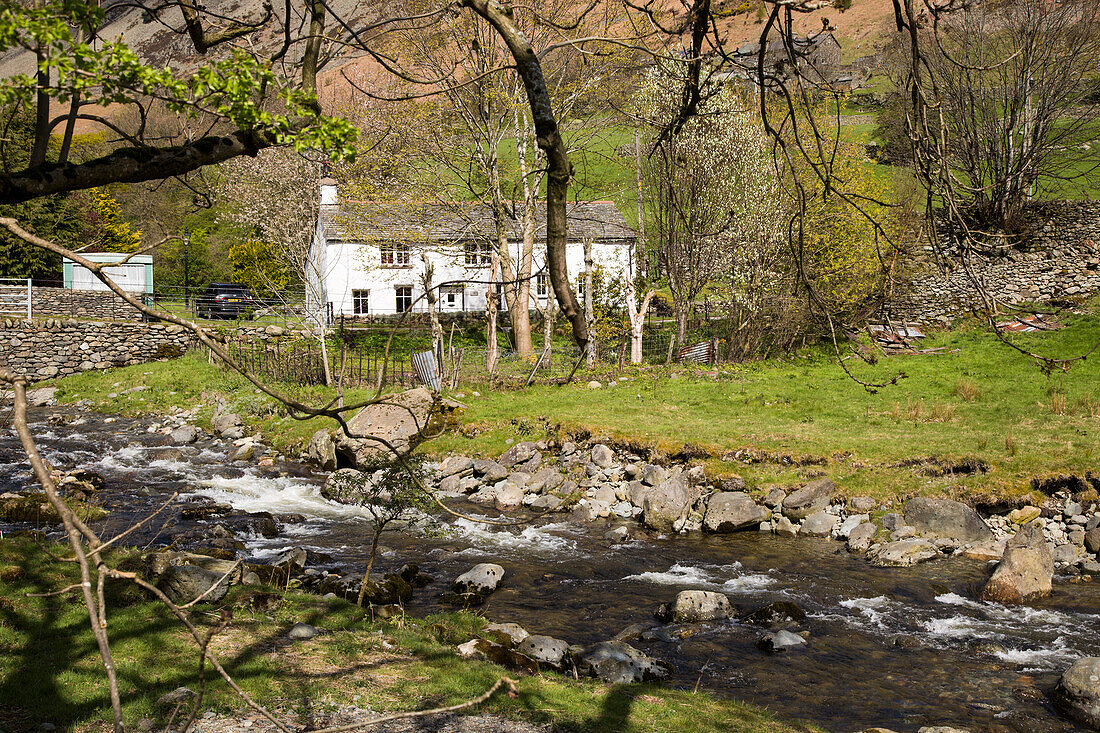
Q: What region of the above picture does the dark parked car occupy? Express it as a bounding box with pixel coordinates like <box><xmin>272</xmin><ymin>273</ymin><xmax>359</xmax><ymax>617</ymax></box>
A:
<box><xmin>196</xmin><ymin>283</ymin><xmax>255</xmax><ymax>320</ymax></box>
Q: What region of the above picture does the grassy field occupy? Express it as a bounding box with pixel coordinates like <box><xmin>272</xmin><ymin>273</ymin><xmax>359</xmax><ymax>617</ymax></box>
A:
<box><xmin>48</xmin><ymin>303</ymin><xmax>1100</xmax><ymax>506</ymax></box>
<box><xmin>0</xmin><ymin>538</ymin><xmax>817</xmax><ymax>733</ymax></box>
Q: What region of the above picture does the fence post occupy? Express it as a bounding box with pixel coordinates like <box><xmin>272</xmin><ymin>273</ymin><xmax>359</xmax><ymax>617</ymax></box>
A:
<box><xmin>25</xmin><ymin>278</ymin><xmax>31</xmax><ymax>320</ymax></box>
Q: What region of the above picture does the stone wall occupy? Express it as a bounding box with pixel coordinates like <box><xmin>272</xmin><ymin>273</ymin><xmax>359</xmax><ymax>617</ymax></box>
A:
<box><xmin>31</xmin><ymin>287</ymin><xmax>145</xmax><ymax>321</ymax></box>
<box><xmin>0</xmin><ymin>319</ymin><xmax>195</xmax><ymax>380</ymax></box>
<box><xmin>883</xmin><ymin>202</ymin><xmax>1100</xmax><ymax>324</ymax></box>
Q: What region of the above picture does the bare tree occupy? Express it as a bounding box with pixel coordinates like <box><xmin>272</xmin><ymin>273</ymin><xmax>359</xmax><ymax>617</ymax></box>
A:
<box><xmin>218</xmin><ymin>149</ymin><xmax>335</xmax><ymax>385</ymax></box>
<box><xmin>893</xmin><ymin>0</ymin><xmax>1100</xmax><ymax>229</ymax></box>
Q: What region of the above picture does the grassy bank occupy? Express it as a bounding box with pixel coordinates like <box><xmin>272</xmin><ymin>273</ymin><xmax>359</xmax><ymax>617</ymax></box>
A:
<box><xmin>48</xmin><ymin>306</ymin><xmax>1100</xmax><ymax>505</ymax></box>
<box><xmin>0</xmin><ymin>538</ymin><xmax>815</xmax><ymax>733</ymax></box>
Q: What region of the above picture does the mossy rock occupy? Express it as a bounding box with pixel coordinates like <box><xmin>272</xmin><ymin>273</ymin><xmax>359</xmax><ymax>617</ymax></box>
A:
<box><xmin>0</xmin><ymin>492</ymin><xmax>107</xmax><ymax>525</ymax></box>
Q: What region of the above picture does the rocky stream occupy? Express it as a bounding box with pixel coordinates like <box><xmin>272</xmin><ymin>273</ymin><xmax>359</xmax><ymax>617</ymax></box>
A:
<box><xmin>3</xmin><ymin>401</ymin><xmax>1100</xmax><ymax>733</ymax></box>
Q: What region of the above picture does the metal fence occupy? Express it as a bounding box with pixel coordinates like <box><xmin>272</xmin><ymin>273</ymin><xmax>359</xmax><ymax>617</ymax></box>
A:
<box><xmin>0</xmin><ymin>279</ymin><xmax>31</xmax><ymax>319</ymax></box>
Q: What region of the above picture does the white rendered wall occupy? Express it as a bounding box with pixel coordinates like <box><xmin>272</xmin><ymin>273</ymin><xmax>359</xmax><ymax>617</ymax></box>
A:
<box><xmin>319</xmin><ymin>237</ymin><xmax>632</xmax><ymax>317</ymax></box>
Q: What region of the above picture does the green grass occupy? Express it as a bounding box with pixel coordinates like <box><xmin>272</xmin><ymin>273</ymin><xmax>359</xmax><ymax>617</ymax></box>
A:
<box><xmin>0</xmin><ymin>538</ymin><xmax>818</xmax><ymax>733</ymax></box>
<box><xmin>48</xmin><ymin>304</ymin><xmax>1100</xmax><ymax>504</ymax></box>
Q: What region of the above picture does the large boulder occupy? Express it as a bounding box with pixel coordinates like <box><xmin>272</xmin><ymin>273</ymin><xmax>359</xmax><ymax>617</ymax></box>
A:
<box><xmin>452</xmin><ymin>563</ymin><xmax>505</xmax><ymax>596</ymax></box>
<box><xmin>903</xmin><ymin>497</ymin><xmax>992</xmax><ymax>544</ymax></box>
<box><xmin>642</xmin><ymin>476</ymin><xmax>692</xmax><ymax>532</ymax></box>
<box><xmin>577</xmin><ymin>641</ymin><xmax>670</xmax><ymax>683</ymax></box>
<box><xmin>703</xmin><ymin>492</ymin><xmax>771</xmax><ymax>532</ymax></box>
<box><xmin>867</xmin><ymin>539</ymin><xmax>940</xmax><ymax>567</ymax></box>
<box><xmin>782</xmin><ymin>478</ymin><xmax>835</xmax><ymax>520</ymax></box>
<box><xmin>159</xmin><ymin>564</ymin><xmax>233</xmax><ymax>604</ymax></box>
<box><xmin>981</xmin><ymin>522</ymin><xmax>1053</xmax><ymax>603</ymax></box>
<box><xmin>334</xmin><ymin>388</ymin><xmax>459</xmax><ymax>466</ymax></box>
<box><xmin>1053</xmin><ymin>657</ymin><xmax>1100</xmax><ymax>729</ymax></box>
<box><xmin>656</xmin><ymin>590</ymin><xmax>733</xmax><ymax>623</ymax></box>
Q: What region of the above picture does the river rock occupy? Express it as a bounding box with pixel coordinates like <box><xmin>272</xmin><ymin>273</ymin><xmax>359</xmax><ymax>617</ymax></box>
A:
<box><xmin>1085</xmin><ymin>528</ymin><xmax>1100</xmax><ymax>554</ymax></box>
<box><xmin>590</xmin><ymin>444</ymin><xmax>615</xmax><ymax>468</ymax></box>
<box><xmin>838</xmin><ymin>514</ymin><xmax>869</xmax><ymax>538</ymax></box>
<box><xmin>849</xmin><ymin>496</ymin><xmax>877</xmax><ymax>512</ymax></box>
<box><xmin>453</xmin><ymin>563</ymin><xmax>504</xmax><ymax>596</ymax></box>
<box><xmin>530</xmin><ymin>494</ymin><xmax>562</xmax><ymax>511</ymax></box>
<box><xmin>903</xmin><ymin>497</ymin><xmax>992</xmax><ymax>544</ymax></box>
<box><xmin>1053</xmin><ymin>658</ymin><xmax>1100</xmax><ymax>729</ymax></box>
<box><xmin>321</xmin><ymin>468</ymin><xmax>367</xmax><ymax>504</ymax></box>
<box><xmin>473</xmin><ymin>459</ymin><xmax>508</xmax><ymax>483</ymax></box>
<box><xmin>232</xmin><ymin>443</ymin><xmax>254</xmax><ymax>461</ymax></box>
<box><xmin>168</xmin><ymin>425</ymin><xmax>199</xmax><ymax>445</ymax></box>
<box><xmin>517</xmin><ymin>635</ymin><xmax>571</xmax><ymax>670</ymax></box>
<box><xmin>847</xmin><ymin>522</ymin><xmax>877</xmax><ymax>552</ymax></box>
<box><xmin>782</xmin><ymin>478</ymin><xmax>835</xmax><ymax>520</ymax></box>
<box><xmin>287</xmin><ymin>622</ymin><xmax>318</xmax><ymax>640</ymax></box>
<box><xmin>159</xmin><ymin>564</ymin><xmax>233</xmax><ymax>604</ymax></box>
<box><xmin>641</xmin><ymin>463</ymin><xmax>668</xmax><ymax>487</ymax></box>
<box><xmin>867</xmin><ymin>539</ymin><xmax>940</xmax><ymax>567</ymax></box>
<box><xmin>577</xmin><ymin>641</ymin><xmax>670</xmax><ymax>684</ymax></box>
<box><xmin>703</xmin><ymin>492</ymin><xmax>771</xmax><ymax>532</ymax></box>
<box><xmin>528</xmin><ymin>467</ymin><xmax>563</xmax><ymax>494</ymax></box>
<box><xmin>764</xmin><ymin>487</ymin><xmax>787</xmax><ymax>509</ymax></box>
<box><xmin>305</xmin><ymin>429</ymin><xmax>336</xmax><ymax>470</ymax></box>
<box><xmin>642</xmin><ymin>477</ymin><xmax>692</xmax><ymax>533</ymax></box>
<box><xmin>1052</xmin><ymin>543</ymin><xmax>1080</xmax><ymax>565</ymax></box>
<box><xmin>656</xmin><ymin>590</ymin><xmax>733</xmax><ymax>623</ymax></box>
<box><xmin>800</xmin><ymin>511</ymin><xmax>836</xmax><ymax>537</ymax></box>
<box><xmin>741</xmin><ymin>601</ymin><xmax>807</xmax><ymax>628</ymax></box>
<box><xmin>1007</xmin><ymin>506</ymin><xmax>1042</xmax><ymax>524</ymax></box>
<box><xmin>981</xmin><ymin>523</ymin><xmax>1053</xmax><ymax>603</ymax></box>
<box><xmin>774</xmin><ymin>516</ymin><xmax>798</xmax><ymax>537</ymax></box>
<box><xmin>499</xmin><ymin>441</ymin><xmax>539</xmax><ymax>468</ymax></box>
<box><xmin>483</xmin><ymin>622</ymin><xmax>529</xmax><ymax>647</ymax></box>
<box><xmin>495</xmin><ymin>482</ymin><xmax>525</xmax><ymax>510</ymax></box>
<box><xmin>456</xmin><ymin>638</ymin><xmax>539</xmax><ymax>675</ymax></box>
<box><xmin>212</xmin><ymin>412</ymin><xmax>243</xmax><ymax>437</ymax></box>
<box><xmin>439</xmin><ymin>455</ymin><xmax>474</xmax><ymax>478</ymax></box>
<box><xmin>917</xmin><ymin>728</ymin><xmax>972</xmax><ymax>733</ymax></box>
<box><xmin>757</xmin><ymin>630</ymin><xmax>806</xmax><ymax>653</ymax></box>
<box><xmin>156</xmin><ymin>686</ymin><xmax>197</xmax><ymax>708</ymax></box>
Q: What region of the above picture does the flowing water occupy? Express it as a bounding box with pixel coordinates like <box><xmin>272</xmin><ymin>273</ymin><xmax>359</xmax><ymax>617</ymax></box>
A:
<box><xmin>3</xmin><ymin>407</ymin><xmax>1100</xmax><ymax>733</ymax></box>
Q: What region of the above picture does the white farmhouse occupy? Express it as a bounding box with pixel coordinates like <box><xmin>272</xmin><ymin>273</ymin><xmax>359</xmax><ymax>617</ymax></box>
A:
<box><xmin>309</xmin><ymin>179</ymin><xmax>637</xmax><ymax>318</ymax></box>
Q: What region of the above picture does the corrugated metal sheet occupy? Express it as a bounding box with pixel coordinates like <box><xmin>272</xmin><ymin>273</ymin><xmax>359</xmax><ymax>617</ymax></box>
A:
<box><xmin>678</xmin><ymin>341</ymin><xmax>714</xmax><ymax>363</ymax></box>
<box><xmin>412</xmin><ymin>350</ymin><xmax>441</xmax><ymax>391</ymax></box>
<box><xmin>995</xmin><ymin>314</ymin><xmax>1062</xmax><ymax>333</ymax></box>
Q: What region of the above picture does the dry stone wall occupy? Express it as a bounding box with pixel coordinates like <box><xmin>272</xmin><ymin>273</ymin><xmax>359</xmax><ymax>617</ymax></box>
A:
<box><xmin>883</xmin><ymin>202</ymin><xmax>1100</xmax><ymax>323</ymax></box>
<box><xmin>31</xmin><ymin>287</ymin><xmax>146</xmax><ymax>321</ymax></box>
<box><xmin>0</xmin><ymin>319</ymin><xmax>195</xmax><ymax>380</ymax></box>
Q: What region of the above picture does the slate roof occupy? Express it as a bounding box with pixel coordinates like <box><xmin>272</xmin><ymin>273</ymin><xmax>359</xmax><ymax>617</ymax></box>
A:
<box><xmin>321</xmin><ymin>200</ymin><xmax>635</xmax><ymax>244</ymax></box>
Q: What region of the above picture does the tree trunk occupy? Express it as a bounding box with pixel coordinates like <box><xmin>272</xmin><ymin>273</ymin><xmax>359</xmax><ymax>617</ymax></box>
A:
<box><xmin>628</xmin><ymin>288</ymin><xmax>655</xmax><ymax>365</ymax></box>
<box><xmin>356</xmin><ymin>528</ymin><xmax>383</xmax><ymax>607</ymax></box>
<box><xmin>674</xmin><ymin>299</ymin><xmax>689</xmax><ymax>352</ymax></box>
<box><xmin>421</xmin><ymin>254</ymin><xmax>443</xmax><ymax>378</ymax></box>
<box><xmin>583</xmin><ymin>238</ymin><xmax>595</xmax><ymax>369</ymax></box>
<box><xmin>486</xmin><ymin>253</ymin><xmax>500</xmax><ymax>374</ymax></box>
<box><xmin>460</xmin><ymin>0</ymin><xmax>587</xmax><ymax>349</ymax></box>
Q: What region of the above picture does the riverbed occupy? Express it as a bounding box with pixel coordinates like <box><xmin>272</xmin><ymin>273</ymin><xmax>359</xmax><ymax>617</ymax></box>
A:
<box><xmin>2</xmin><ymin>407</ymin><xmax>1099</xmax><ymax>733</ymax></box>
